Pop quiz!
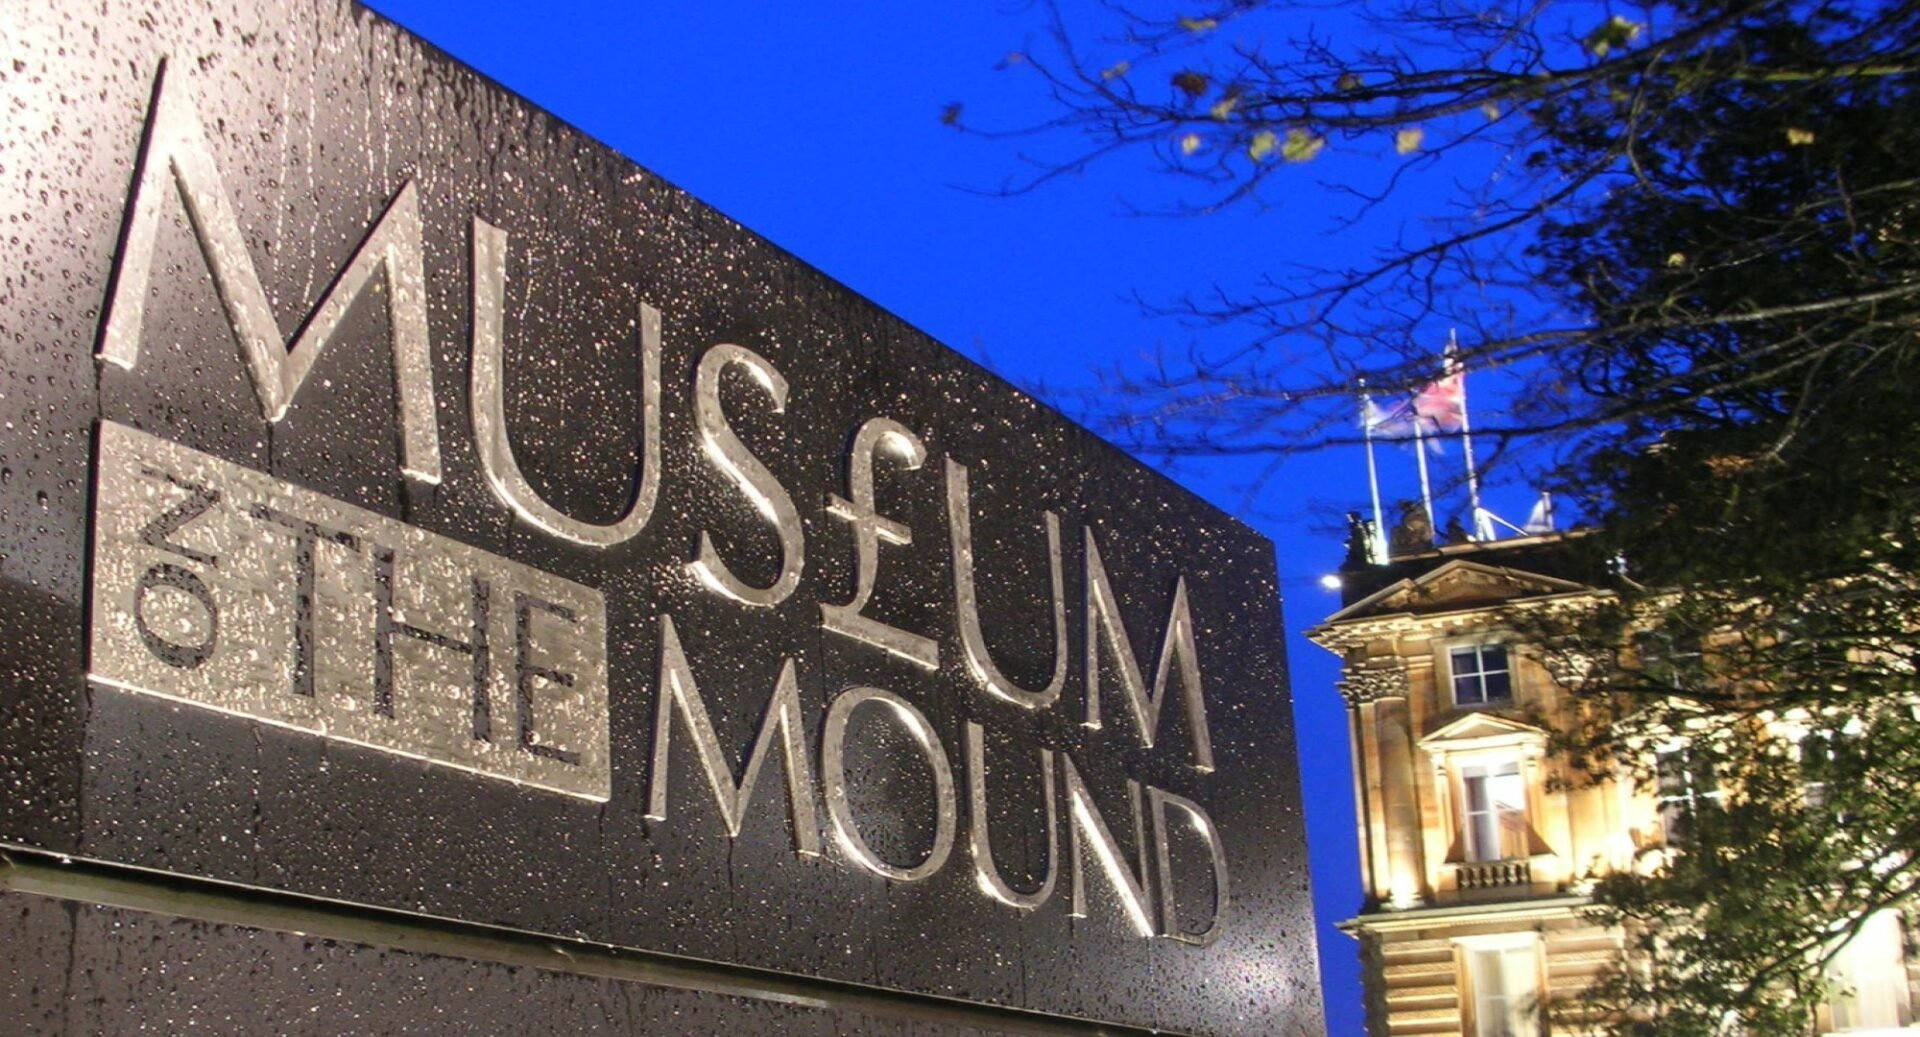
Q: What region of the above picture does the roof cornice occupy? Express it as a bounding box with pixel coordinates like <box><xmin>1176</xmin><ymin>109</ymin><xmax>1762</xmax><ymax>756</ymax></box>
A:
<box><xmin>1337</xmin><ymin>894</ymin><xmax>1593</xmax><ymax>935</ymax></box>
<box><xmin>1307</xmin><ymin>587</ymin><xmax>1609</xmax><ymax>653</ymax></box>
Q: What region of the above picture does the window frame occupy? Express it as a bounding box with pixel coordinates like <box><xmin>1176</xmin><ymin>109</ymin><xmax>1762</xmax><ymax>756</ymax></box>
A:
<box><xmin>1459</xmin><ymin>759</ymin><xmax>1529</xmax><ymax>863</ymax></box>
<box><xmin>1797</xmin><ymin>723</ymin><xmax>1865</xmax><ymax>823</ymax></box>
<box><xmin>1446</xmin><ymin>640</ymin><xmax>1516</xmax><ymax>708</ymax></box>
<box><xmin>1654</xmin><ymin>744</ymin><xmax>1723</xmax><ymax>848</ymax></box>
<box><xmin>1418</xmin><ymin>717</ymin><xmax>1551</xmax><ymax>872</ymax></box>
<box><xmin>1632</xmin><ymin>628</ymin><xmax>1705</xmax><ymax>691</ymax></box>
<box><xmin>1455</xmin><ymin>931</ymin><xmax>1544</xmax><ymax>1037</ymax></box>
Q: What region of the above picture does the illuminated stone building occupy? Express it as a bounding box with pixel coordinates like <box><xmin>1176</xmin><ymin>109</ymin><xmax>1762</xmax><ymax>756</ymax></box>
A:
<box><xmin>1310</xmin><ymin>530</ymin><xmax>1918</xmax><ymax>1037</ymax></box>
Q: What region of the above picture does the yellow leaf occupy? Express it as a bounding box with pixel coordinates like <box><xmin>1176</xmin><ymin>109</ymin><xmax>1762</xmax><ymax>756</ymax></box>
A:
<box><xmin>1210</xmin><ymin>94</ymin><xmax>1239</xmax><ymax>120</ymax></box>
<box><xmin>1282</xmin><ymin>127</ymin><xmax>1325</xmax><ymax>162</ymax></box>
<box><xmin>1395</xmin><ymin>127</ymin><xmax>1425</xmax><ymax>155</ymax></box>
<box><xmin>1248</xmin><ymin>130</ymin><xmax>1277</xmax><ymax>161</ymax></box>
<box><xmin>1481</xmin><ymin>102</ymin><xmax>1501</xmax><ymax>121</ymax></box>
<box><xmin>1101</xmin><ymin>60</ymin><xmax>1131</xmax><ymax>81</ymax></box>
<box><xmin>1336</xmin><ymin>72</ymin><xmax>1362</xmax><ymax>91</ymax></box>
<box><xmin>1180</xmin><ymin>133</ymin><xmax>1203</xmax><ymax>156</ymax></box>
<box><xmin>1666</xmin><ymin>252</ymin><xmax>1687</xmax><ymax>268</ymax></box>
<box><xmin>1584</xmin><ymin>14</ymin><xmax>1643</xmax><ymax>56</ymax></box>
<box><xmin>1786</xmin><ymin>126</ymin><xmax>1816</xmax><ymax>146</ymax></box>
<box><xmin>1179</xmin><ymin>17</ymin><xmax>1218</xmax><ymax>32</ymax></box>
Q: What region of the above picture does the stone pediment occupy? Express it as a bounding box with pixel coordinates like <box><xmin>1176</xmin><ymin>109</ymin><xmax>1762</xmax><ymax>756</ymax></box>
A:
<box><xmin>1325</xmin><ymin>560</ymin><xmax>1591</xmax><ymax>624</ymax></box>
<box><xmin>1418</xmin><ymin>711</ymin><xmax>1548</xmax><ymax>752</ymax></box>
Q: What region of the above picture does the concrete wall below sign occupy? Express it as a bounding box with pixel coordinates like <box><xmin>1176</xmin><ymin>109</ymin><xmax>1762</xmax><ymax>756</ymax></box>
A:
<box><xmin>0</xmin><ymin>851</ymin><xmax>1137</xmax><ymax>1037</ymax></box>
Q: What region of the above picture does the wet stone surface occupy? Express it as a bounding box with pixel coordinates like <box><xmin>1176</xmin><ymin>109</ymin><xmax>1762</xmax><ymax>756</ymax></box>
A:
<box><xmin>0</xmin><ymin>1</ymin><xmax>1321</xmax><ymax>1033</ymax></box>
<box><xmin>0</xmin><ymin>889</ymin><xmax>855</xmax><ymax>1036</ymax></box>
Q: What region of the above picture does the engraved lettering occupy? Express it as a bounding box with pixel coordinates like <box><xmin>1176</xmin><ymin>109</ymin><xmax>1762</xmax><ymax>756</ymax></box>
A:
<box><xmin>78</xmin><ymin>63</ymin><xmax>1257</xmax><ymax>945</ymax></box>
<box><xmin>688</xmin><ymin>345</ymin><xmax>804</xmax><ymax>607</ymax></box>
<box><xmin>90</xmin><ymin>423</ymin><xmax>611</xmax><ymax>801</ymax></box>
<box><xmin>821</xmin><ymin>685</ymin><xmax>957</xmax><ymax>883</ymax></box>
<box><xmin>1084</xmin><ymin>528</ymin><xmax>1215</xmax><ymax>771</ymax></box>
<box><xmin>470</xmin><ymin>218</ymin><xmax>662</xmax><ymax>547</ymax></box>
<box><xmin>821</xmin><ymin>418</ymin><xmax>936</xmax><ymax>668</ymax></box>
<box><xmin>648</xmin><ymin>614</ymin><xmax>820</xmax><ymax>855</ymax></box>
<box><xmin>99</xmin><ymin>62</ymin><xmax>441</xmax><ymax>483</ymax></box>
<box><xmin>965</xmin><ymin>720</ymin><xmax>1057</xmax><ymax>910</ymax></box>
<box><xmin>1060</xmin><ymin>753</ymin><xmax>1155</xmax><ymax>937</ymax></box>
<box><xmin>373</xmin><ymin>546</ymin><xmax>491</xmax><ymax>727</ymax></box>
<box><xmin>944</xmin><ymin>457</ymin><xmax>1068</xmax><ymax>709</ymax></box>
<box><xmin>252</xmin><ymin>505</ymin><xmax>360</xmax><ymax>699</ymax></box>
<box><xmin>514</xmin><ymin>592</ymin><xmax>581</xmax><ymax>765</ymax></box>
<box><xmin>1149</xmin><ymin>786</ymin><xmax>1231</xmax><ymax>946</ymax></box>
<box><xmin>133</xmin><ymin>562</ymin><xmax>217</xmax><ymax>669</ymax></box>
<box><xmin>137</xmin><ymin>467</ymin><xmax>220</xmax><ymax>567</ymax></box>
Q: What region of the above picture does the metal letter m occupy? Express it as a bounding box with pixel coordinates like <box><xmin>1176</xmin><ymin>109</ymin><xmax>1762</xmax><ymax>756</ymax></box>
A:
<box><xmin>99</xmin><ymin>61</ymin><xmax>441</xmax><ymax>484</ymax></box>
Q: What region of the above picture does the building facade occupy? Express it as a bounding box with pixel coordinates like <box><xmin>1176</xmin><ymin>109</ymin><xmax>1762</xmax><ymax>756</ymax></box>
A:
<box><xmin>1311</xmin><ymin>532</ymin><xmax>1918</xmax><ymax>1036</ymax></box>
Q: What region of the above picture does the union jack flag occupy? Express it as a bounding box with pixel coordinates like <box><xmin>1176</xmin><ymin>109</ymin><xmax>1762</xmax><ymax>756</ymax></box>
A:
<box><xmin>1364</xmin><ymin>354</ymin><xmax>1466</xmax><ymax>439</ymax></box>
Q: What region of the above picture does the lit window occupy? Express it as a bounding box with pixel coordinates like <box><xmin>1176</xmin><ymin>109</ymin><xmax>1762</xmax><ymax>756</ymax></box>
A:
<box><xmin>1655</xmin><ymin>748</ymin><xmax>1721</xmax><ymax>847</ymax></box>
<box><xmin>1802</xmin><ymin>732</ymin><xmax>1836</xmax><ymax>810</ymax></box>
<box><xmin>1451</xmin><ymin>645</ymin><xmax>1513</xmax><ymax>706</ymax></box>
<box><xmin>1461</xmin><ymin>761</ymin><xmax>1529</xmax><ymax>862</ymax></box>
<box><xmin>1634</xmin><ymin>629</ymin><xmax>1704</xmax><ymax>691</ymax></box>
<box><xmin>1800</xmin><ymin>730</ymin><xmax>1859</xmax><ymax>823</ymax></box>
<box><xmin>1828</xmin><ymin>909</ymin><xmax>1913</xmax><ymax>1031</ymax></box>
<box><xmin>1461</xmin><ymin>938</ymin><xmax>1542</xmax><ymax>1037</ymax></box>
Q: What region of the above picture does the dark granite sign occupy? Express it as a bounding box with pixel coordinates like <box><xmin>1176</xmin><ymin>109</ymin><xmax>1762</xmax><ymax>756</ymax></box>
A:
<box><xmin>0</xmin><ymin>2</ymin><xmax>1322</xmax><ymax>1033</ymax></box>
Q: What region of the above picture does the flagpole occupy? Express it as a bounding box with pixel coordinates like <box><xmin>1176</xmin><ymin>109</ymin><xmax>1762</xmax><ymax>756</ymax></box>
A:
<box><xmin>1360</xmin><ymin>380</ymin><xmax>1388</xmax><ymax>563</ymax></box>
<box><xmin>1413</xmin><ymin>409</ymin><xmax>1436</xmax><ymax>538</ymax></box>
<box><xmin>1449</xmin><ymin>330</ymin><xmax>1492</xmax><ymax>541</ymax></box>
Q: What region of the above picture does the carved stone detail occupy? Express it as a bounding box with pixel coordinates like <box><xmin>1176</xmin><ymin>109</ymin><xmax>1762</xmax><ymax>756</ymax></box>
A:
<box><xmin>1340</xmin><ymin>663</ymin><xmax>1411</xmax><ymax>705</ymax></box>
<box><xmin>1541</xmin><ymin>648</ymin><xmax>1608</xmax><ymax>690</ymax></box>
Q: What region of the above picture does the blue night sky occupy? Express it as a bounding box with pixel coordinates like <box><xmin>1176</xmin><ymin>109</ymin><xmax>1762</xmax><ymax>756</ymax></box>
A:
<box><xmin>362</xmin><ymin>2</ymin><xmax>1545</xmax><ymax>1031</ymax></box>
